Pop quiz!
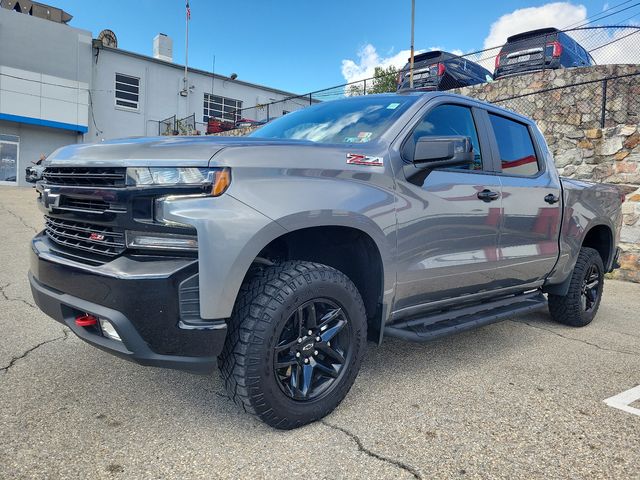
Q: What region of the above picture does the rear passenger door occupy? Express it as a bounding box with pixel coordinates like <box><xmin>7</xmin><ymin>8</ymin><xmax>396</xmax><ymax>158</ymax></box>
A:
<box><xmin>486</xmin><ymin>112</ymin><xmax>562</xmax><ymax>288</ymax></box>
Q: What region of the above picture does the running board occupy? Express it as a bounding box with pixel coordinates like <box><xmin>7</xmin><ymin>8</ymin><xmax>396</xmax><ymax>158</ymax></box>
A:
<box><xmin>384</xmin><ymin>291</ymin><xmax>547</xmax><ymax>342</ymax></box>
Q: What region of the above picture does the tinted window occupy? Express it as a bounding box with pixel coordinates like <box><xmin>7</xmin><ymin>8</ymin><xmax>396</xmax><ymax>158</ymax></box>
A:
<box><xmin>412</xmin><ymin>104</ymin><xmax>482</xmax><ymax>170</ymax></box>
<box><xmin>489</xmin><ymin>114</ymin><xmax>539</xmax><ymax>176</ymax></box>
<box><xmin>250</xmin><ymin>96</ymin><xmax>415</xmax><ymax>144</ymax></box>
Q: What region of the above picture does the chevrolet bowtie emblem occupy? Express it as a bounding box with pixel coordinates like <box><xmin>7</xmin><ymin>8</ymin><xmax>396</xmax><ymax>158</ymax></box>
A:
<box><xmin>42</xmin><ymin>188</ymin><xmax>60</xmax><ymax>212</ymax></box>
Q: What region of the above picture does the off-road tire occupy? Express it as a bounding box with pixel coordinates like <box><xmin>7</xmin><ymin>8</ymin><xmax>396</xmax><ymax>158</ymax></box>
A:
<box><xmin>218</xmin><ymin>261</ymin><xmax>367</xmax><ymax>429</ymax></box>
<box><xmin>548</xmin><ymin>247</ymin><xmax>605</xmax><ymax>327</ymax></box>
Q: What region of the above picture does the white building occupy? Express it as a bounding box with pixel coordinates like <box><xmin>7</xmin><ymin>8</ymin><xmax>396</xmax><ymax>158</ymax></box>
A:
<box><xmin>0</xmin><ymin>1</ymin><xmax>310</xmax><ymax>186</ymax></box>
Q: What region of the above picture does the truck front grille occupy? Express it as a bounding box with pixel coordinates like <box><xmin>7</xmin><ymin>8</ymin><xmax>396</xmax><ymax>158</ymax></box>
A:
<box><xmin>58</xmin><ymin>197</ymin><xmax>112</xmax><ymax>213</ymax></box>
<box><xmin>43</xmin><ymin>167</ymin><xmax>126</xmax><ymax>187</ymax></box>
<box><xmin>44</xmin><ymin>216</ymin><xmax>126</xmax><ymax>257</ymax></box>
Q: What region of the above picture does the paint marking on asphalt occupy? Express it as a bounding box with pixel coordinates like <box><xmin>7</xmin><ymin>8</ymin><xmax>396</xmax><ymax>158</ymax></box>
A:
<box><xmin>604</xmin><ymin>385</ymin><xmax>640</xmax><ymax>417</ymax></box>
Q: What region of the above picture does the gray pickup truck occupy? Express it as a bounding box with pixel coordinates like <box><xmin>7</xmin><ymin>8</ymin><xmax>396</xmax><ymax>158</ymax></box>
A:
<box><xmin>29</xmin><ymin>92</ymin><xmax>622</xmax><ymax>429</ymax></box>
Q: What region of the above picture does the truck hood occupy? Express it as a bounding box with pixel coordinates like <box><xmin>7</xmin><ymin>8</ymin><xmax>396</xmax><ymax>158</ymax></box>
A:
<box><xmin>45</xmin><ymin>136</ymin><xmax>326</xmax><ymax>168</ymax></box>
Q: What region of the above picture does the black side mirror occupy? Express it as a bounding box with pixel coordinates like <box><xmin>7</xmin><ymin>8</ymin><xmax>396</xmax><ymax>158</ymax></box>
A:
<box><xmin>412</xmin><ymin>135</ymin><xmax>474</xmax><ymax>168</ymax></box>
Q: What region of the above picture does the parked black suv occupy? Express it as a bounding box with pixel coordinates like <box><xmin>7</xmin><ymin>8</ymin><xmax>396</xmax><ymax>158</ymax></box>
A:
<box><xmin>397</xmin><ymin>50</ymin><xmax>492</xmax><ymax>91</ymax></box>
<box><xmin>494</xmin><ymin>27</ymin><xmax>593</xmax><ymax>79</ymax></box>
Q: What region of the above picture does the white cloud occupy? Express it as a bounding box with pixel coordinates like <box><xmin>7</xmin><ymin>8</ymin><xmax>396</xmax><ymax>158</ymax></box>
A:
<box><xmin>483</xmin><ymin>2</ymin><xmax>587</xmax><ymax>49</ymax></box>
<box><xmin>340</xmin><ymin>45</ymin><xmax>464</xmax><ymax>84</ymax></box>
<box><xmin>459</xmin><ymin>2</ymin><xmax>589</xmax><ymax>70</ymax></box>
<box><xmin>574</xmin><ymin>26</ymin><xmax>640</xmax><ymax>64</ymax></box>
<box><xmin>341</xmin><ymin>44</ymin><xmax>417</xmax><ymax>84</ymax></box>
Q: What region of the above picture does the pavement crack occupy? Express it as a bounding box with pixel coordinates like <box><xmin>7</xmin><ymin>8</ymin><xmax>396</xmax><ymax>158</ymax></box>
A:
<box><xmin>0</xmin><ymin>205</ymin><xmax>39</xmax><ymax>234</ymax></box>
<box><xmin>512</xmin><ymin>320</ymin><xmax>639</xmax><ymax>357</ymax></box>
<box><xmin>0</xmin><ymin>329</ymin><xmax>69</xmax><ymax>374</ymax></box>
<box><xmin>0</xmin><ymin>283</ymin><xmax>37</xmax><ymax>309</ymax></box>
<box><xmin>321</xmin><ymin>420</ymin><xmax>422</xmax><ymax>479</ymax></box>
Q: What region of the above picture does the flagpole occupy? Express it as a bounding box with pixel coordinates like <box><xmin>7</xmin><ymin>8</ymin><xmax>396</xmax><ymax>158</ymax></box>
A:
<box><xmin>184</xmin><ymin>2</ymin><xmax>189</xmax><ymax>100</ymax></box>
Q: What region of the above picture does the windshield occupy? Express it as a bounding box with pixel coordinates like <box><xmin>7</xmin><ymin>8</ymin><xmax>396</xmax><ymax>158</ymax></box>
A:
<box><xmin>249</xmin><ymin>95</ymin><xmax>415</xmax><ymax>144</ymax></box>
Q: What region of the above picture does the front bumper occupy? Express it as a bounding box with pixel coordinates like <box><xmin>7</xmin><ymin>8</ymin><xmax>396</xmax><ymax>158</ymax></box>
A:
<box><xmin>29</xmin><ymin>233</ymin><xmax>227</xmax><ymax>373</ymax></box>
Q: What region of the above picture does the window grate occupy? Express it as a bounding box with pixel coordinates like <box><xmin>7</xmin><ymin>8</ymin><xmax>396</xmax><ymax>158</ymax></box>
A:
<box><xmin>203</xmin><ymin>93</ymin><xmax>242</xmax><ymax>123</ymax></box>
<box><xmin>115</xmin><ymin>73</ymin><xmax>140</xmax><ymax>110</ymax></box>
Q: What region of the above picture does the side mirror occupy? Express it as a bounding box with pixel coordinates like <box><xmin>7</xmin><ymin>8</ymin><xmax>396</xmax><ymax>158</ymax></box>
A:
<box><xmin>412</xmin><ymin>135</ymin><xmax>474</xmax><ymax>169</ymax></box>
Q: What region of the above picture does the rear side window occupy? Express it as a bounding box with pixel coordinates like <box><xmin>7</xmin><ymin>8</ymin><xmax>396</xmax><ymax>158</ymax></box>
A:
<box><xmin>489</xmin><ymin>114</ymin><xmax>540</xmax><ymax>176</ymax></box>
<box><xmin>412</xmin><ymin>104</ymin><xmax>483</xmax><ymax>170</ymax></box>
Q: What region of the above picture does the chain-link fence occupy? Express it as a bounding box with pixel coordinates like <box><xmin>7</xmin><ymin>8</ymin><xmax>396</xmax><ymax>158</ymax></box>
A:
<box><xmin>159</xmin><ymin>115</ymin><xmax>176</xmax><ymax>136</ymax></box>
<box><xmin>489</xmin><ymin>68</ymin><xmax>640</xmax><ymax>130</ymax></box>
<box><xmin>337</xmin><ymin>25</ymin><xmax>640</xmax><ymax>98</ymax></box>
<box><xmin>160</xmin><ymin>114</ymin><xmax>198</xmax><ymax>135</ymax></box>
<box><xmin>157</xmin><ymin>25</ymin><xmax>640</xmax><ymax>135</ymax></box>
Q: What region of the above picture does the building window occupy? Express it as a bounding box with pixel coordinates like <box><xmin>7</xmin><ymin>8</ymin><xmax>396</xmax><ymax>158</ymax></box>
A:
<box><xmin>203</xmin><ymin>94</ymin><xmax>242</xmax><ymax>123</ymax></box>
<box><xmin>0</xmin><ymin>135</ymin><xmax>19</xmax><ymax>184</ymax></box>
<box><xmin>115</xmin><ymin>73</ymin><xmax>140</xmax><ymax>110</ymax></box>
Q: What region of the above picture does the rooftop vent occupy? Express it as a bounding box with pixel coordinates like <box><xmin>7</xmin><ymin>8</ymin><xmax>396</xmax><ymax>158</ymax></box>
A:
<box><xmin>153</xmin><ymin>33</ymin><xmax>173</xmax><ymax>62</ymax></box>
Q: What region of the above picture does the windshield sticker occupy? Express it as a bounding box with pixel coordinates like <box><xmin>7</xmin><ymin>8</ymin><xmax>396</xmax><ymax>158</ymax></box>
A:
<box><xmin>346</xmin><ymin>153</ymin><xmax>383</xmax><ymax>167</ymax></box>
<box><xmin>387</xmin><ymin>102</ymin><xmax>401</xmax><ymax>110</ymax></box>
<box><xmin>344</xmin><ymin>132</ymin><xmax>372</xmax><ymax>143</ymax></box>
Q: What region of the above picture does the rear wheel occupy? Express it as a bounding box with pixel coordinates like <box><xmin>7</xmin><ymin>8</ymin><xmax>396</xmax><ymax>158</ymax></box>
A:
<box><xmin>548</xmin><ymin>247</ymin><xmax>604</xmax><ymax>327</ymax></box>
<box><xmin>218</xmin><ymin>261</ymin><xmax>367</xmax><ymax>429</ymax></box>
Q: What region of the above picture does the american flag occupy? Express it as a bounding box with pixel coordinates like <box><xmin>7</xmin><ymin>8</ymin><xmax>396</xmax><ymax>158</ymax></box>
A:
<box><xmin>186</xmin><ymin>1</ymin><xmax>191</xmax><ymax>20</ymax></box>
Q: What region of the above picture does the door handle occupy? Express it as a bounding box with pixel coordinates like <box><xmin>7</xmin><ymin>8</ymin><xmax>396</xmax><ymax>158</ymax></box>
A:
<box><xmin>544</xmin><ymin>193</ymin><xmax>560</xmax><ymax>204</ymax></box>
<box><xmin>477</xmin><ymin>189</ymin><xmax>500</xmax><ymax>202</ymax></box>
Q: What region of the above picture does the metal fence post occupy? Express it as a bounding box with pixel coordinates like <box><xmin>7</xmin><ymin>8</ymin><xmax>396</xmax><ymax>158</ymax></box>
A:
<box><xmin>309</xmin><ymin>93</ymin><xmax>312</xmax><ymax>105</ymax></box>
<box><xmin>601</xmin><ymin>78</ymin><xmax>608</xmax><ymax>128</ymax></box>
<box><xmin>267</xmin><ymin>103</ymin><xmax>270</xmax><ymax>121</ymax></box>
<box><xmin>363</xmin><ymin>79</ymin><xmax>367</xmax><ymax>95</ymax></box>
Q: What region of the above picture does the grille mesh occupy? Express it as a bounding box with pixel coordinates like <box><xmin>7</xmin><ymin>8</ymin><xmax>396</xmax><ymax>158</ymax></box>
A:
<box><xmin>44</xmin><ymin>216</ymin><xmax>125</xmax><ymax>257</ymax></box>
<box><xmin>58</xmin><ymin>197</ymin><xmax>111</xmax><ymax>212</ymax></box>
<box><xmin>43</xmin><ymin>167</ymin><xmax>126</xmax><ymax>187</ymax></box>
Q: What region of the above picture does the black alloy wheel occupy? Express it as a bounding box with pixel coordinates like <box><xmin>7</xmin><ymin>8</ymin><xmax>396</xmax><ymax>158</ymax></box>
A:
<box><xmin>548</xmin><ymin>247</ymin><xmax>605</xmax><ymax>327</ymax></box>
<box><xmin>581</xmin><ymin>263</ymin><xmax>601</xmax><ymax>313</ymax></box>
<box><xmin>219</xmin><ymin>261</ymin><xmax>367</xmax><ymax>429</ymax></box>
<box><xmin>274</xmin><ymin>299</ymin><xmax>351</xmax><ymax>401</ymax></box>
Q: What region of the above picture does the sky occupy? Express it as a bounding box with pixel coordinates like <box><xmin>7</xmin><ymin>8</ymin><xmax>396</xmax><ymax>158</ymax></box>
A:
<box><xmin>49</xmin><ymin>0</ymin><xmax>639</xmax><ymax>94</ymax></box>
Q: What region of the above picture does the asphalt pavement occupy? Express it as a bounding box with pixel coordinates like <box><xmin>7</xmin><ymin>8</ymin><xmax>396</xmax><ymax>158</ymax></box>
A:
<box><xmin>1</xmin><ymin>186</ymin><xmax>639</xmax><ymax>479</ymax></box>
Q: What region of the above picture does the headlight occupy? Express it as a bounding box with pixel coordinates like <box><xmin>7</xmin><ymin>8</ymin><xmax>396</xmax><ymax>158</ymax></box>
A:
<box><xmin>126</xmin><ymin>167</ymin><xmax>231</xmax><ymax>196</ymax></box>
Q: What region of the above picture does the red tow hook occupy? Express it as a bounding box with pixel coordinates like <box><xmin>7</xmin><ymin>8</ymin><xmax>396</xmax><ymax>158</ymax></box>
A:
<box><xmin>75</xmin><ymin>314</ymin><xmax>98</xmax><ymax>327</ymax></box>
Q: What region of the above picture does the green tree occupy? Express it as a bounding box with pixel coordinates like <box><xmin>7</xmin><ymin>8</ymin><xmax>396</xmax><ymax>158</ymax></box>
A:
<box><xmin>347</xmin><ymin>65</ymin><xmax>399</xmax><ymax>96</ymax></box>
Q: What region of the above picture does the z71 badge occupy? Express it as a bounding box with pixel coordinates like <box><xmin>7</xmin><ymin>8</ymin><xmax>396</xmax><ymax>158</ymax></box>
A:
<box><xmin>346</xmin><ymin>153</ymin><xmax>383</xmax><ymax>166</ymax></box>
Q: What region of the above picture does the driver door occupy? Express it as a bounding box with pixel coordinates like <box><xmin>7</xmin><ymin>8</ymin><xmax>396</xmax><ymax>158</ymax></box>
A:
<box><xmin>393</xmin><ymin>103</ymin><xmax>503</xmax><ymax>315</ymax></box>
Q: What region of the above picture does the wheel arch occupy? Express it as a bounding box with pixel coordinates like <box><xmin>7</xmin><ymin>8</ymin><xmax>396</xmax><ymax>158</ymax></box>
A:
<box><xmin>544</xmin><ymin>220</ymin><xmax>614</xmax><ymax>296</ymax></box>
<box><xmin>241</xmin><ymin>218</ymin><xmax>393</xmax><ymax>342</ymax></box>
<box><xmin>581</xmin><ymin>223</ymin><xmax>614</xmax><ymax>268</ymax></box>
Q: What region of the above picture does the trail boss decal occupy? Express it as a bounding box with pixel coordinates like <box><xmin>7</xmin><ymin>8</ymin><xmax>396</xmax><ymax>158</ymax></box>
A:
<box><xmin>346</xmin><ymin>153</ymin><xmax>383</xmax><ymax>167</ymax></box>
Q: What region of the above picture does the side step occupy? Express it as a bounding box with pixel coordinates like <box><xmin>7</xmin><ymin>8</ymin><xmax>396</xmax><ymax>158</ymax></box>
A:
<box><xmin>384</xmin><ymin>291</ymin><xmax>547</xmax><ymax>342</ymax></box>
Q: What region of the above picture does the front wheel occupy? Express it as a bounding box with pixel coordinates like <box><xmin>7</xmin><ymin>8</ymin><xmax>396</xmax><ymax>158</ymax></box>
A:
<box><xmin>218</xmin><ymin>261</ymin><xmax>367</xmax><ymax>429</ymax></box>
<box><xmin>548</xmin><ymin>247</ymin><xmax>605</xmax><ymax>327</ymax></box>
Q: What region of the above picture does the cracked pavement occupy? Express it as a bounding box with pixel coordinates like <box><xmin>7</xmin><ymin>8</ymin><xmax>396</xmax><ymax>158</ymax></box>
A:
<box><xmin>1</xmin><ymin>186</ymin><xmax>639</xmax><ymax>479</ymax></box>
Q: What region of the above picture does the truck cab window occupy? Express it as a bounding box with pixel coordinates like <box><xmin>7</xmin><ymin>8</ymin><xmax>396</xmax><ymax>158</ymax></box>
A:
<box><xmin>413</xmin><ymin>104</ymin><xmax>483</xmax><ymax>170</ymax></box>
<box><xmin>489</xmin><ymin>113</ymin><xmax>540</xmax><ymax>176</ymax></box>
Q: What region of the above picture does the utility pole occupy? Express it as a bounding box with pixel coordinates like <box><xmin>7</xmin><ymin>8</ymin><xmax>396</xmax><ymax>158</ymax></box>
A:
<box><xmin>410</xmin><ymin>0</ymin><xmax>415</xmax><ymax>89</ymax></box>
